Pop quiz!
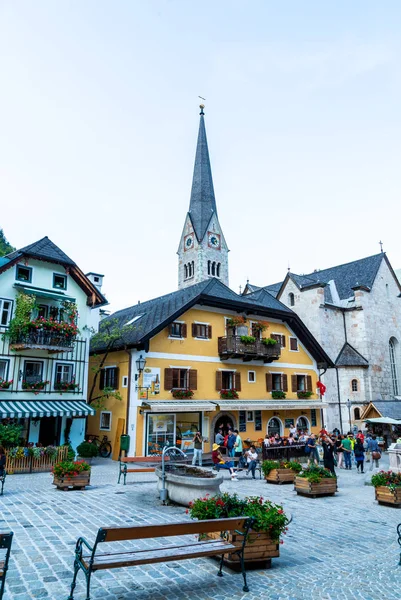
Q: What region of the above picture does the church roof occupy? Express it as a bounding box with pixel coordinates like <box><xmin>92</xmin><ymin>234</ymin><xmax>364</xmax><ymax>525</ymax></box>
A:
<box><xmin>188</xmin><ymin>109</ymin><xmax>217</xmax><ymax>241</ymax></box>
<box><xmin>91</xmin><ymin>277</ymin><xmax>333</xmax><ymax>367</ymax></box>
<box><xmin>335</xmin><ymin>343</ymin><xmax>369</xmax><ymax>367</ymax></box>
<box><xmin>362</xmin><ymin>401</ymin><xmax>401</xmax><ymax>421</ymax></box>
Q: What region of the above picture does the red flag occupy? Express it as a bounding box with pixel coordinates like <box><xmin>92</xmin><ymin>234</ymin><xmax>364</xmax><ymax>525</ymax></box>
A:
<box><xmin>317</xmin><ymin>381</ymin><xmax>326</xmax><ymax>395</ymax></box>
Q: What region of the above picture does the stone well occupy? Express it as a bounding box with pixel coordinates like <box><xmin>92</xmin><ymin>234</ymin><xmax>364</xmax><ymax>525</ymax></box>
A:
<box><xmin>155</xmin><ymin>465</ymin><xmax>223</xmax><ymax>507</ymax></box>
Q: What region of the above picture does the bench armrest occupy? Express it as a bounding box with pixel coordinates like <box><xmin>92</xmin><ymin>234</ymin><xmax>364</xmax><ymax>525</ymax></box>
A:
<box><xmin>74</xmin><ymin>536</ymin><xmax>94</xmax><ymax>559</ymax></box>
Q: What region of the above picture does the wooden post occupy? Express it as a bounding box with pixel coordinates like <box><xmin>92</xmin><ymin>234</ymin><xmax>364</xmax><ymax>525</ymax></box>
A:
<box><xmin>112</xmin><ymin>418</ymin><xmax>125</xmax><ymax>461</ymax></box>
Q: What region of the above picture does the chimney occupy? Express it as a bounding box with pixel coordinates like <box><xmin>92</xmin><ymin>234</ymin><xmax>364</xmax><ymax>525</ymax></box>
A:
<box><xmin>86</xmin><ymin>272</ymin><xmax>104</xmax><ymax>291</ymax></box>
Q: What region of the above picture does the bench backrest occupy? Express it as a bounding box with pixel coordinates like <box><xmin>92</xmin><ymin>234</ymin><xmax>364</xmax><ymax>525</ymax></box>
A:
<box><xmin>95</xmin><ymin>517</ymin><xmax>249</xmax><ymax>543</ymax></box>
<box><xmin>0</xmin><ymin>532</ymin><xmax>13</xmax><ymax>550</ymax></box>
<box><xmin>121</xmin><ymin>456</ymin><xmax>168</xmax><ymax>464</ymax></box>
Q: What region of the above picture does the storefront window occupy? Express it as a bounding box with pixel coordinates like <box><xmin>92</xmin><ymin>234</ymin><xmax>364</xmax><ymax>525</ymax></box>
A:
<box><xmin>146</xmin><ymin>412</ymin><xmax>201</xmax><ymax>456</ymax></box>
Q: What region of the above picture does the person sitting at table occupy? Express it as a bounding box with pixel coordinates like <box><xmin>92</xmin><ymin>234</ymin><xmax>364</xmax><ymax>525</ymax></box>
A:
<box><xmin>274</xmin><ymin>433</ymin><xmax>283</xmax><ymax>445</ymax></box>
<box><xmin>245</xmin><ymin>445</ymin><xmax>258</xmax><ymax>479</ymax></box>
<box><xmin>263</xmin><ymin>434</ymin><xmax>270</xmax><ymax>447</ymax></box>
<box><xmin>211</xmin><ymin>443</ymin><xmax>238</xmax><ymax>481</ymax></box>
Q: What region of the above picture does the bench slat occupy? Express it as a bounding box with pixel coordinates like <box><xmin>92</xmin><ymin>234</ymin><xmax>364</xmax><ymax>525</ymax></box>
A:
<box><xmin>100</xmin><ymin>517</ymin><xmax>249</xmax><ymax>542</ymax></box>
<box><xmin>84</xmin><ymin>540</ymin><xmax>236</xmax><ymax>570</ymax></box>
<box><xmin>125</xmin><ymin>468</ymin><xmax>155</xmax><ymax>473</ymax></box>
<box><xmin>121</xmin><ymin>457</ymin><xmax>167</xmax><ymax>464</ymax></box>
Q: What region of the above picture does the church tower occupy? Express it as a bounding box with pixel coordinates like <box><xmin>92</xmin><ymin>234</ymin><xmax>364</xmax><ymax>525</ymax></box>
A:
<box><xmin>178</xmin><ymin>106</ymin><xmax>229</xmax><ymax>289</ymax></box>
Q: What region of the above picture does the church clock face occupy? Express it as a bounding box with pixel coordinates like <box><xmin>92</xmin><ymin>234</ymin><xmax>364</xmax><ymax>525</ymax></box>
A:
<box><xmin>208</xmin><ymin>232</ymin><xmax>221</xmax><ymax>249</ymax></box>
<box><xmin>184</xmin><ymin>234</ymin><xmax>194</xmax><ymax>251</ymax></box>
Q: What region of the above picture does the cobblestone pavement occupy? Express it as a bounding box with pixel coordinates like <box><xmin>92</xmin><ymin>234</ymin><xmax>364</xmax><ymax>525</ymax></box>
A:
<box><xmin>0</xmin><ymin>456</ymin><xmax>400</xmax><ymax>600</ymax></box>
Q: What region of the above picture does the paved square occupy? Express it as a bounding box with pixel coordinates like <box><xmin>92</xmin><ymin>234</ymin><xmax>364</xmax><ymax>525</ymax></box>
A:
<box><xmin>0</xmin><ymin>457</ymin><xmax>400</xmax><ymax>600</ymax></box>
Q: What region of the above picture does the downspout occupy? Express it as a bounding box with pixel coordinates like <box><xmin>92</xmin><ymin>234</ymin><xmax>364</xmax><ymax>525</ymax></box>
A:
<box><xmin>125</xmin><ymin>349</ymin><xmax>132</xmax><ymax>437</ymax></box>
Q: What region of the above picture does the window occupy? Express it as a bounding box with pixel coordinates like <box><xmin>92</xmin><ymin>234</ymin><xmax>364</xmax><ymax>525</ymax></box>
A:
<box><xmin>297</xmin><ymin>416</ymin><xmax>309</xmax><ymax>431</ymax></box>
<box><xmin>289</xmin><ymin>337</ymin><xmax>299</xmax><ymax>351</ymax></box>
<box><xmin>192</xmin><ymin>323</ymin><xmax>211</xmax><ymax>339</ymax></box>
<box><xmin>207</xmin><ymin>261</ymin><xmax>211</xmax><ymax>275</ymax></box>
<box><xmin>271</xmin><ymin>334</ymin><xmax>286</xmax><ymax>348</ymax></box>
<box><xmin>255</xmin><ymin>410</ymin><xmax>262</xmax><ymax>431</ymax></box>
<box><xmin>236</xmin><ymin>324</ymin><xmax>248</xmax><ymax>336</ymax></box>
<box><xmin>53</xmin><ymin>273</ymin><xmax>67</xmax><ymax>290</ymax></box>
<box><xmin>0</xmin><ymin>359</ymin><xmax>9</xmax><ymax>382</ymax></box>
<box><xmin>23</xmin><ymin>361</ymin><xmax>43</xmax><ymax>384</ymax></box>
<box><xmin>94</xmin><ymin>276</ymin><xmax>100</xmax><ymax>283</ymax></box>
<box><xmin>164</xmin><ymin>368</ymin><xmax>197</xmax><ymax>391</ymax></box>
<box><xmin>211</xmin><ymin>262</ymin><xmax>216</xmax><ymax>276</ymax></box>
<box><xmin>216</xmin><ymin>263</ymin><xmax>221</xmax><ymax>277</ymax></box>
<box><xmin>55</xmin><ymin>363</ymin><xmax>73</xmax><ymax>384</ymax></box>
<box><xmin>288</xmin><ymin>292</ymin><xmax>295</xmax><ymax>306</ymax></box>
<box><xmin>100</xmin><ymin>367</ymin><xmax>119</xmax><ymax>390</ymax></box>
<box><xmin>172</xmin><ymin>368</ymin><xmax>189</xmax><ymax>389</ymax></box>
<box><xmin>248</xmin><ymin>371</ymin><xmax>256</xmax><ymax>383</ymax></box>
<box><xmin>169</xmin><ymin>322</ymin><xmax>186</xmax><ymax>338</ymax></box>
<box><xmin>311</xmin><ymin>409</ymin><xmax>317</xmax><ymax>427</ymax></box>
<box><xmin>16</xmin><ymin>265</ymin><xmax>32</xmax><ymax>282</ymax></box>
<box><xmin>272</xmin><ymin>374</ymin><xmax>282</xmax><ymax>391</ymax></box>
<box><xmin>297</xmin><ymin>375</ymin><xmax>306</xmax><ymax>391</ymax></box>
<box><xmin>100</xmin><ymin>411</ymin><xmax>112</xmax><ymax>431</ymax></box>
<box><xmin>0</xmin><ymin>299</ymin><xmax>12</xmax><ymax>326</ymax></box>
<box><xmin>184</xmin><ymin>265</ymin><xmax>188</xmax><ymax>279</ymax></box>
<box><xmin>247</xmin><ymin>411</ymin><xmax>254</xmax><ymax>422</ymax></box>
<box><xmin>38</xmin><ymin>305</ymin><xmax>49</xmax><ymax>319</ymax></box>
<box><xmin>267</xmin><ymin>417</ymin><xmax>282</xmax><ymax>436</ymax></box>
<box><xmin>354</xmin><ymin>407</ymin><xmax>361</xmax><ymax>420</ymax></box>
<box><xmin>291</xmin><ymin>374</ymin><xmax>312</xmax><ymax>392</ymax></box>
<box><xmin>239</xmin><ymin>411</ymin><xmax>247</xmax><ymax>432</ymax></box>
<box><xmin>351</xmin><ymin>379</ymin><xmax>358</xmax><ymax>392</ymax></box>
<box><xmin>222</xmin><ymin>371</ymin><xmax>234</xmax><ymax>389</ymax></box>
<box><xmin>389</xmin><ymin>337</ymin><xmax>399</xmax><ymax>395</ymax></box>
<box><xmin>122</xmin><ymin>376</ymin><xmax>128</xmax><ymax>388</ymax></box>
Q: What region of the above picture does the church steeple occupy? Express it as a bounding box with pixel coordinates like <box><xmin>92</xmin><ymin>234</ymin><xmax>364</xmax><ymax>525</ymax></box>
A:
<box><xmin>188</xmin><ymin>105</ymin><xmax>217</xmax><ymax>242</ymax></box>
<box><xmin>177</xmin><ymin>106</ymin><xmax>229</xmax><ymax>290</ymax></box>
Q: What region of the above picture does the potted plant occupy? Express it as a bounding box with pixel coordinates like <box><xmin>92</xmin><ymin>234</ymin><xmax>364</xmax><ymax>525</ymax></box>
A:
<box><xmin>22</xmin><ymin>380</ymin><xmax>50</xmax><ymax>394</ymax></box>
<box><xmin>226</xmin><ymin>316</ymin><xmax>247</xmax><ymax>328</ymax></box>
<box><xmin>0</xmin><ymin>379</ymin><xmax>13</xmax><ymax>390</ymax></box>
<box><xmin>76</xmin><ymin>441</ymin><xmax>99</xmax><ymax>464</ymax></box>
<box><xmin>262</xmin><ymin>460</ymin><xmax>302</xmax><ymax>484</ymax></box>
<box><xmin>261</xmin><ymin>338</ymin><xmax>278</xmax><ymax>346</ymax></box>
<box><xmin>172</xmin><ymin>389</ymin><xmax>194</xmax><ymax>399</ymax></box>
<box><xmin>188</xmin><ymin>492</ymin><xmax>289</xmax><ymax>568</ymax></box>
<box><xmin>240</xmin><ymin>335</ymin><xmax>256</xmax><ymax>345</ymax></box>
<box><xmin>294</xmin><ymin>465</ymin><xmax>337</xmax><ymax>497</ymax></box>
<box><xmin>297</xmin><ymin>391</ymin><xmax>313</xmax><ymax>399</ymax></box>
<box><xmin>52</xmin><ymin>460</ymin><xmax>91</xmax><ymax>490</ymax></box>
<box><xmin>271</xmin><ymin>390</ymin><xmax>286</xmax><ymax>400</ymax></box>
<box><xmin>252</xmin><ymin>322</ymin><xmax>269</xmax><ymax>334</ymax></box>
<box><xmin>54</xmin><ymin>380</ymin><xmax>80</xmax><ymax>393</ymax></box>
<box><xmin>371</xmin><ymin>470</ymin><xmax>401</xmax><ymax>506</ymax></box>
<box><xmin>220</xmin><ymin>389</ymin><xmax>239</xmax><ymax>400</ymax></box>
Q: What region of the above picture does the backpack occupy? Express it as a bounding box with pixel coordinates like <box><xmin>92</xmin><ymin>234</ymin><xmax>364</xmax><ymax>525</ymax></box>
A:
<box><xmin>304</xmin><ymin>439</ymin><xmax>310</xmax><ymax>453</ymax></box>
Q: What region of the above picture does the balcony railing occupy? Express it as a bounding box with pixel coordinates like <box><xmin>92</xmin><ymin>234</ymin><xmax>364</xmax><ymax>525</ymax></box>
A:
<box><xmin>218</xmin><ymin>336</ymin><xmax>281</xmax><ymax>363</ymax></box>
<box><xmin>10</xmin><ymin>330</ymin><xmax>75</xmax><ymax>353</ymax></box>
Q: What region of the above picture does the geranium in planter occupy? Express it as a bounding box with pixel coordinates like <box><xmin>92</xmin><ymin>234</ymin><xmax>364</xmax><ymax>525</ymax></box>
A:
<box><xmin>252</xmin><ymin>321</ymin><xmax>269</xmax><ymax>334</ymax></box>
<box><xmin>171</xmin><ymin>389</ymin><xmax>194</xmax><ymax>399</ymax></box>
<box><xmin>188</xmin><ymin>492</ymin><xmax>289</xmax><ymax>568</ymax></box>
<box><xmin>0</xmin><ymin>379</ymin><xmax>13</xmax><ymax>390</ymax></box>
<box><xmin>22</xmin><ymin>380</ymin><xmax>50</xmax><ymax>394</ymax></box>
<box><xmin>220</xmin><ymin>389</ymin><xmax>239</xmax><ymax>400</ymax></box>
<box><xmin>262</xmin><ymin>460</ymin><xmax>302</xmax><ymax>484</ymax></box>
<box><xmin>226</xmin><ymin>316</ymin><xmax>247</xmax><ymax>328</ymax></box>
<box><xmin>52</xmin><ymin>460</ymin><xmax>91</xmax><ymax>490</ymax></box>
<box><xmin>271</xmin><ymin>390</ymin><xmax>286</xmax><ymax>400</ymax></box>
<box><xmin>295</xmin><ymin>465</ymin><xmax>337</xmax><ymax>497</ymax></box>
<box><xmin>371</xmin><ymin>470</ymin><xmax>401</xmax><ymax>506</ymax></box>
<box><xmin>54</xmin><ymin>380</ymin><xmax>80</xmax><ymax>393</ymax></box>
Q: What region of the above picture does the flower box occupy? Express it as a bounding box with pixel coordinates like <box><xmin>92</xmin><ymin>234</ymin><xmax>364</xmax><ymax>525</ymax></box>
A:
<box><xmin>53</xmin><ymin>471</ymin><xmax>91</xmax><ymax>491</ymax></box>
<box><xmin>220</xmin><ymin>389</ymin><xmax>239</xmax><ymax>399</ymax></box>
<box><xmin>265</xmin><ymin>468</ymin><xmax>296</xmax><ymax>485</ymax></box>
<box><xmin>375</xmin><ymin>486</ymin><xmax>401</xmax><ymax>507</ymax></box>
<box><xmin>207</xmin><ymin>530</ymin><xmax>279</xmax><ymax>569</ymax></box>
<box><xmin>294</xmin><ymin>476</ymin><xmax>337</xmax><ymax>497</ymax></box>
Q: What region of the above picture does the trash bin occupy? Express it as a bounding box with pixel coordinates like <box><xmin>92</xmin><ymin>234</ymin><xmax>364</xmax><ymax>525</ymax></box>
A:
<box><xmin>120</xmin><ymin>434</ymin><xmax>130</xmax><ymax>452</ymax></box>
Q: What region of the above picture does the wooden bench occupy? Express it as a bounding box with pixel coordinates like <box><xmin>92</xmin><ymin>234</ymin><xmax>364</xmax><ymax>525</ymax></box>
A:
<box><xmin>0</xmin><ymin>532</ymin><xmax>13</xmax><ymax>600</ymax></box>
<box><xmin>117</xmin><ymin>456</ymin><xmax>164</xmax><ymax>485</ymax></box>
<box><xmin>68</xmin><ymin>517</ymin><xmax>254</xmax><ymax>599</ymax></box>
<box><xmin>0</xmin><ymin>471</ymin><xmax>6</xmax><ymax>497</ymax></box>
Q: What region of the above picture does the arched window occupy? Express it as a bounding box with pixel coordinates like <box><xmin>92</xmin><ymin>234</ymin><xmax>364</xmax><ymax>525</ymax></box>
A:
<box><xmin>351</xmin><ymin>379</ymin><xmax>358</xmax><ymax>392</ymax></box>
<box><xmin>354</xmin><ymin>407</ymin><xmax>361</xmax><ymax>420</ymax></box>
<box><xmin>191</xmin><ymin>261</ymin><xmax>194</xmax><ymax>276</ymax></box>
<box><xmin>267</xmin><ymin>417</ymin><xmax>282</xmax><ymax>436</ymax></box>
<box><xmin>188</xmin><ymin>263</ymin><xmax>192</xmax><ymax>277</ymax></box>
<box><xmin>296</xmin><ymin>416</ymin><xmax>309</xmax><ymax>432</ymax></box>
<box><xmin>207</xmin><ymin>260</ymin><xmax>211</xmax><ymax>275</ymax></box>
<box><xmin>211</xmin><ymin>262</ymin><xmax>216</xmax><ymax>276</ymax></box>
<box><xmin>184</xmin><ymin>265</ymin><xmax>188</xmax><ymax>279</ymax></box>
<box><xmin>216</xmin><ymin>263</ymin><xmax>221</xmax><ymax>277</ymax></box>
<box><xmin>390</xmin><ymin>337</ymin><xmax>399</xmax><ymax>395</ymax></box>
<box><xmin>288</xmin><ymin>293</ymin><xmax>295</xmax><ymax>306</ymax></box>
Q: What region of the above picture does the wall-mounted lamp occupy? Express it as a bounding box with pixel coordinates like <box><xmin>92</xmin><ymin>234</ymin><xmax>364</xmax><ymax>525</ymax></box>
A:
<box><xmin>135</xmin><ymin>355</ymin><xmax>146</xmax><ymax>381</ymax></box>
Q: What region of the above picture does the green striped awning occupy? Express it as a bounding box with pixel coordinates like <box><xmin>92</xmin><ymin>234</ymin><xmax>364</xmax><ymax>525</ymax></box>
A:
<box><xmin>0</xmin><ymin>400</ymin><xmax>95</xmax><ymax>418</ymax></box>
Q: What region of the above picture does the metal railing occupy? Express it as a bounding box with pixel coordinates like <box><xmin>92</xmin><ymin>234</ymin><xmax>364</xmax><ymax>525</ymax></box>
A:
<box><xmin>10</xmin><ymin>330</ymin><xmax>75</xmax><ymax>350</ymax></box>
<box><xmin>262</xmin><ymin>443</ymin><xmax>307</xmax><ymax>461</ymax></box>
<box><xmin>218</xmin><ymin>336</ymin><xmax>281</xmax><ymax>361</ymax></box>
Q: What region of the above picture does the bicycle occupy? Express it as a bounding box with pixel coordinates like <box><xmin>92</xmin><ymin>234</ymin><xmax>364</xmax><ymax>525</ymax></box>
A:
<box><xmin>85</xmin><ymin>434</ymin><xmax>112</xmax><ymax>458</ymax></box>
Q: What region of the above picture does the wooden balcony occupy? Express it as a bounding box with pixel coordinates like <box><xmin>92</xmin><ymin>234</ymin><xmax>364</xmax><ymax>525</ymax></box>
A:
<box><xmin>10</xmin><ymin>330</ymin><xmax>75</xmax><ymax>353</ymax></box>
<box><xmin>218</xmin><ymin>336</ymin><xmax>281</xmax><ymax>363</ymax></box>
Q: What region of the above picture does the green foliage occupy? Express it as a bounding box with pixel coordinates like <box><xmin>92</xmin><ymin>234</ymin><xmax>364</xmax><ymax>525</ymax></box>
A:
<box><xmin>261</xmin><ymin>460</ymin><xmax>302</xmax><ymax>476</ymax></box>
<box><xmin>76</xmin><ymin>441</ymin><xmax>99</xmax><ymax>458</ymax></box>
<box><xmin>371</xmin><ymin>470</ymin><xmax>401</xmax><ymax>490</ymax></box>
<box><xmin>271</xmin><ymin>390</ymin><xmax>286</xmax><ymax>399</ymax></box>
<box><xmin>5</xmin><ymin>292</ymin><xmax>36</xmax><ymax>342</ymax></box>
<box><xmin>0</xmin><ymin>229</ymin><xmax>15</xmax><ymax>256</ymax></box>
<box><xmin>240</xmin><ymin>335</ymin><xmax>256</xmax><ymax>345</ymax></box>
<box><xmin>0</xmin><ymin>423</ymin><xmax>23</xmax><ymax>448</ymax></box>
<box><xmin>188</xmin><ymin>492</ymin><xmax>289</xmax><ymax>540</ymax></box>
<box><xmin>297</xmin><ymin>465</ymin><xmax>336</xmax><ymax>482</ymax></box>
<box><xmin>63</xmin><ymin>443</ymin><xmax>76</xmax><ymax>461</ymax></box>
<box><xmin>262</xmin><ymin>337</ymin><xmax>278</xmax><ymax>346</ymax></box>
<box><xmin>297</xmin><ymin>391</ymin><xmax>313</xmax><ymax>399</ymax></box>
<box><xmin>52</xmin><ymin>460</ymin><xmax>91</xmax><ymax>478</ymax></box>
<box><xmin>219</xmin><ymin>389</ymin><xmax>239</xmax><ymax>399</ymax></box>
<box><xmin>172</xmin><ymin>389</ymin><xmax>194</xmax><ymax>399</ymax></box>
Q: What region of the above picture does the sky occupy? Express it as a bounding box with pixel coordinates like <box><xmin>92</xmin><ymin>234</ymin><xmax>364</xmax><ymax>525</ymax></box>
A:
<box><xmin>1</xmin><ymin>1</ymin><xmax>401</xmax><ymax>312</ymax></box>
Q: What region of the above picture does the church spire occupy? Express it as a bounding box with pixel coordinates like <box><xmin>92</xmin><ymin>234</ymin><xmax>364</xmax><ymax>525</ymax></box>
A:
<box><xmin>188</xmin><ymin>105</ymin><xmax>217</xmax><ymax>241</ymax></box>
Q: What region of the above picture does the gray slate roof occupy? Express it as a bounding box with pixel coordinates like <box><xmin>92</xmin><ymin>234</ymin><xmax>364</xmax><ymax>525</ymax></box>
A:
<box><xmin>335</xmin><ymin>343</ymin><xmax>369</xmax><ymax>367</ymax></box>
<box><xmin>6</xmin><ymin>236</ymin><xmax>76</xmax><ymax>266</ymax></box>
<box><xmin>371</xmin><ymin>401</ymin><xmax>401</xmax><ymax>420</ymax></box>
<box><xmin>188</xmin><ymin>112</ymin><xmax>217</xmax><ymax>241</ymax></box>
<box><xmin>245</xmin><ymin>281</ymin><xmax>282</xmax><ymax>299</ymax></box>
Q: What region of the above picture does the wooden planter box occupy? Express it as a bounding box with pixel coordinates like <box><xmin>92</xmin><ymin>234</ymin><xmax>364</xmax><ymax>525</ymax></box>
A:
<box><xmin>375</xmin><ymin>486</ymin><xmax>401</xmax><ymax>507</ymax></box>
<box><xmin>53</xmin><ymin>471</ymin><xmax>91</xmax><ymax>491</ymax></box>
<box><xmin>294</xmin><ymin>476</ymin><xmax>337</xmax><ymax>498</ymax></box>
<box><xmin>265</xmin><ymin>468</ymin><xmax>295</xmax><ymax>485</ymax></box>
<box><xmin>207</xmin><ymin>530</ymin><xmax>279</xmax><ymax>569</ymax></box>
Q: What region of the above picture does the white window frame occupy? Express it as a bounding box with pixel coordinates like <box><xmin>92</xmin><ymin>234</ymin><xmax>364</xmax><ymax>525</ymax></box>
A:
<box><xmin>168</xmin><ymin>321</ymin><xmax>186</xmax><ymax>340</ymax></box>
<box><xmin>247</xmin><ymin>411</ymin><xmax>254</xmax><ymax>422</ymax></box>
<box><xmin>54</xmin><ymin>363</ymin><xmax>74</xmax><ymax>386</ymax></box>
<box><xmin>248</xmin><ymin>371</ymin><xmax>256</xmax><ymax>383</ymax></box>
<box><xmin>193</xmin><ymin>321</ymin><xmax>210</xmax><ymax>341</ymax></box>
<box><xmin>53</xmin><ymin>272</ymin><xmax>67</xmax><ymax>290</ymax></box>
<box><xmin>351</xmin><ymin>379</ymin><xmax>358</xmax><ymax>392</ymax></box>
<box><xmin>289</xmin><ymin>337</ymin><xmax>299</xmax><ymax>352</ymax></box>
<box><xmin>271</xmin><ymin>332</ymin><xmax>286</xmax><ymax>348</ymax></box>
<box><xmin>122</xmin><ymin>376</ymin><xmax>128</xmax><ymax>388</ymax></box>
<box><xmin>0</xmin><ymin>359</ymin><xmax>10</xmax><ymax>381</ymax></box>
<box><xmin>103</xmin><ymin>365</ymin><xmax>117</xmax><ymax>390</ymax></box>
<box><xmin>0</xmin><ymin>298</ymin><xmax>13</xmax><ymax>327</ymax></box>
<box><xmin>296</xmin><ymin>416</ymin><xmax>310</xmax><ymax>431</ymax></box>
<box><xmin>99</xmin><ymin>411</ymin><xmax>112</xmax><ymax>431</ymax></box>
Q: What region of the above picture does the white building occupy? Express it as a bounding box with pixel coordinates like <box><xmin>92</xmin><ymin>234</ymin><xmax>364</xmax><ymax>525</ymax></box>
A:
<box><xmin>0</xmin><ymin>237</ymin><xmax>107</xmax><ymax>450</ymax></box>
<box><xmin>244</xmin><ymin>253</ymin><xmax>401</xmax><ymax>432</ymax></box>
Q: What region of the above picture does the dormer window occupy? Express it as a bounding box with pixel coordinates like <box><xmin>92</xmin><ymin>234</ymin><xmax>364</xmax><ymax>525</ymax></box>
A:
<box><xmin>16</xmin><ymin>265</ymin><xmax>32</xmax><ymax>283</ymax></box>
<box><xmin>53</xmin><ymin>274</ymin><xmax>67</xmax><ymax>290</ymax></box>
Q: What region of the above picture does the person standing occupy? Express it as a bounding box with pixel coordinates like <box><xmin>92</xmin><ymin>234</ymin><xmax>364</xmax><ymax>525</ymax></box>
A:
<box><xmin>233</xmin><ymin>429</ymin><xmax>243</xmax><ymax>458</ymax></box>
<box><xmin>341</xmin><ymin>434</ymin><xmax>353</xmax><ymax>470</ymax></box>
<box><xmin>227</xmin><ymin>430</ymin><xmax>236</xmax><ymax>457</ymax></box>
<box><xmin>215</xmin><ymin>426</ymin><xmax>224</xmax><ymax>446</ymax></box>
<box><xmin>192</xmin><ymin>432</ymin><xmax>203</xmax><ymax>466</ymax></box>
<box><xmin>335</xmin><ymin>435</ymin><xmax>344</xmax><ymax>469</ymax></box>
<box><xmin>307</xmin><ymin>434</ymin><xmax>319</xmax><ymax>466</ymax></box>
<box><xmin>321</xmin><ymin>435</ymin><xmax>336</xmax><ymax>475</ymax></box>
<box><xmin>354</xmin><ymin>437</ymin><xmax>365</xmax><ymax>473</ymax></box>
<box><xmin>368</xmin><ymin>435</ymin><xmax>381</xmax><ymax>470</ymax></box>
<box><xmin>245</xmin><ymin>445</ymin><xmax>258</xmax><ymax>479</ymax></box>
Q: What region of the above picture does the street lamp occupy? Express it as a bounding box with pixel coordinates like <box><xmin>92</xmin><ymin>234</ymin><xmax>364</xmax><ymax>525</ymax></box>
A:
<box><xmin>135</xmin><ymin>355</ymin><xmax>146</xmax><ymax>381</ymax></box>
<box><xmin>346</xmin><ymin>399</ymin><xmax>352</xmax><ymax>434</ymax></box>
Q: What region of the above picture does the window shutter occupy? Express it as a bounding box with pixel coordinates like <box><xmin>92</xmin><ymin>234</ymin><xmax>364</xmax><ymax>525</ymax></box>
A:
<box><xmin>266</xmin><ymin>373</ymin><xmax>273</xmax><ymax>392</ymax></box>
<box><xmin>291</xmin><ymin>375</ymin><xmax>297</xmax><ymax>392</ymax></box>
<box><xmin>99</xmin><ymin>369</ymin><xmax>105</xmax><ymax>391</ymax></box>
<box><xmin>112</xmin><ymin>367</ymin><xmax>120</xmax><ymax>390</ymax></box>
<box><xmin>216</xmin><ymin>371</ymin><xmax>223</xmax><ymax>391</ymax></box>
<box><xmin>282</xmin><ymin>374</ymin><xmax>288</xmax><ymax>392</ymax></box>
<box><xmin>235</xmin><ymin>372</ymin><xmax>241</xmax><ymax>391</ymax></box>
<box><xmin>164</xmin><ymin>368</ymin><xmax>173</xmax><ymax>390</ymax></box>
<box><xmin>281</xmin><ymin>335</ymin><xmax>286</xmax><ymax>348</ymax></box>
<box><xmin>181</xmin><ymin>324</ymin><xmax>187</xmax><ymax>338</ymax></box>
<box><xmin>169</xmin><ymin>324</ymin><xmax>174</xmax><ymax>336</ymax></box>
<box><xmin>192</xmin><ymin>323</ymin><xmax>197</xmax><ymax>337</ymax></box>
<box><xmin>189</xmin><ymin>369</ymin><xmax>197</xmax><ymax>390</ymax></box>
<box><xmin>207</xmin><ymin>325</ymin><xmax>212</xmax><ymax>339</ymax></box>
<box><xmin>306</xmin><ymin>375</ymin><xmax>312</xmax><ymax>392</ymax></box>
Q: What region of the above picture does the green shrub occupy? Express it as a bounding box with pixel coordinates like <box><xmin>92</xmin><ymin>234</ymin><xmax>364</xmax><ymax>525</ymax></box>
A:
<box><xmin>76</xmin><ymin>441</ymin><xmax>98</xmax><ymax>458</ymax></box>
<box><xmin>0</xmin><ymin>423</ymin><xmax>23</xmax><ymax>448</ymax></box>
